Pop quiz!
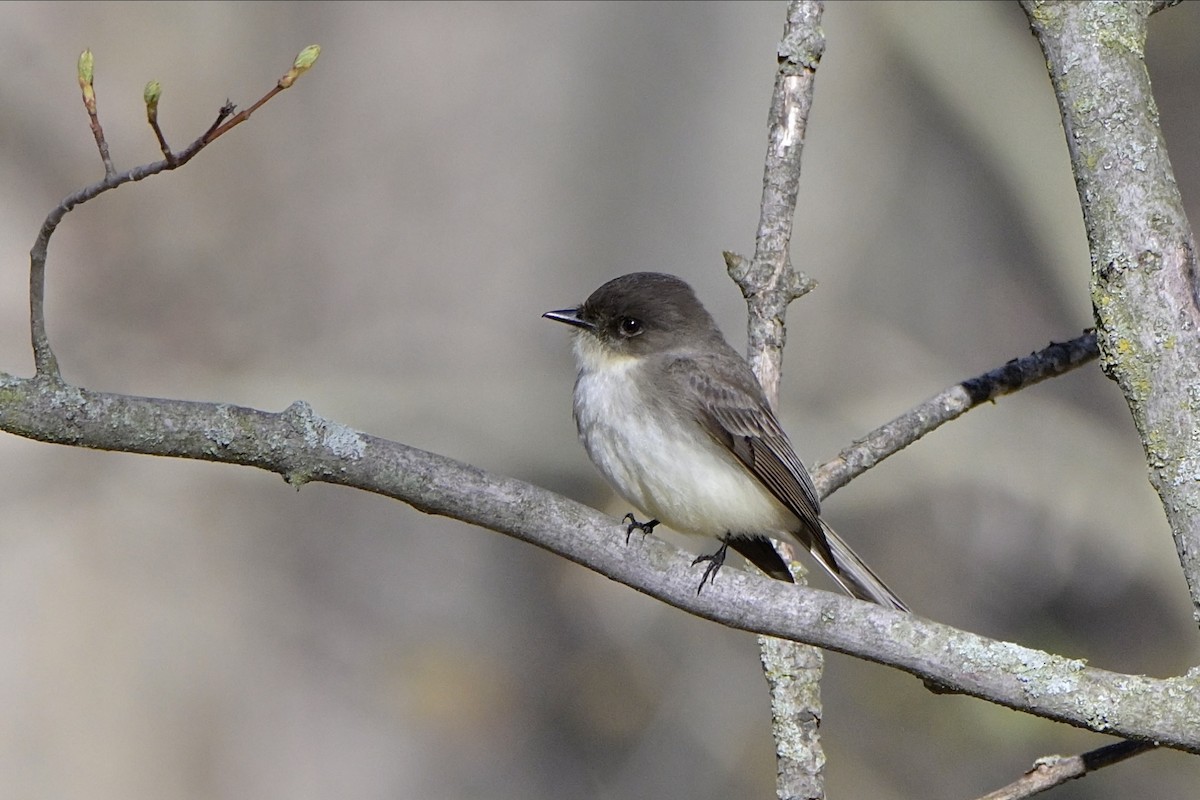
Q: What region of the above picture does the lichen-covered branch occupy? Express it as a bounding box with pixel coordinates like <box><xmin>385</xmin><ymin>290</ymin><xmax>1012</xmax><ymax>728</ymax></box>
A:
<box><xmin>1022</xmin><ymin>1</ymin><xmax>1200</xmax><ymax>618</ymax></box>
<box><xmin>0</xmin><ymin>374</ymin><xmax>1198</xmax><ymax>752</ymax></box>
<box><xmin>727</xmin><ymin>0</ymin><xmax>824</xmax><ymax>401</ymax></box>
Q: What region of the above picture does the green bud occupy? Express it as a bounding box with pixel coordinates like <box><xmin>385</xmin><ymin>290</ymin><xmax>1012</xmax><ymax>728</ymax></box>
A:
<box><xmin>294</xmin><ymin>44</ymin><xmax>321</xmax><ymax>71</ymax></box>
<box><xmin>279</xmin><ymin>44</ymin><xmax>321</xmax><ymax>88</ymax></box>
<box><xmin>77</xmin><ymin>49</ymin><xmax>96</xmax><ymax>110</ymax></box>
<box><xmin>144</xmin><ymin>80</ymin><xmax>161</xmax><ymax>122</ymax></box>
<box><xmin>77</xmin><ymin>49</ymin><xmax>94</xmax><ymax>87</ymax></box>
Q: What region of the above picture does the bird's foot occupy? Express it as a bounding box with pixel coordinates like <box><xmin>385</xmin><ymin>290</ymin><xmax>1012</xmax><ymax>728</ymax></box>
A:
<box><xmin>623</xmin><ymin>513</ymin><xmax>659</xmax><ymax>544</ymax></box>
<box><xmin>691</xmin><ymin>535</ymin><xmax>731</xmax><ymax>594</ymax></box>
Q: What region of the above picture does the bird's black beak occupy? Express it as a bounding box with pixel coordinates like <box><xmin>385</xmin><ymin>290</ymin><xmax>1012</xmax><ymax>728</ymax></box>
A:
<box><xmin>542</xmin><ymin>307</ymin><xmax>595</xmax><ymax>331</ymax></box>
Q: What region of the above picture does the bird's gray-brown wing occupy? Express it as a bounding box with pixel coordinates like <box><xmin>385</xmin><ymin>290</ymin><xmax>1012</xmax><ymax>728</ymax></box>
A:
<box><xmin>664</xmin><ymin>352</ymin><xmax>908</xmax><ymax>611</ymax></box>
<box><xmin>663</xmin><ymin>353</ymin><xmax>836</xmax><ymax>567</ymax></box>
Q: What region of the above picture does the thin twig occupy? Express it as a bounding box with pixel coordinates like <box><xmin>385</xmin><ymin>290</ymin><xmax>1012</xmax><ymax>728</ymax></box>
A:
<box><xmin>76</xmin><ymin>50</ymin><xmax>116</xmax><ymax>179</ymax></box>
<box><xmin>149</xmin><ymin>120</ymin><xmax>172</xmax><ymax>161</ymax></box>
<box><xmin>27</xmin><ymin>46</ymin><xmax>320</xmax><ymax>382</ymax></box>
<box><xmin>143</xmin><ymin>80</ymin><xmax>173</xmax><ymax>162</ymax></box>
<box><xmin>974</xmin><ymin>740</ymin><xmax>1157</xmax><ymax>800</ymax></box>
<box><xmin>814</xmin><ymin>331</ymin><xmax>1098</xmax><ymax>498</ymax></box>
<box><xmin>203</xmin><ymin>45</ymin><xmax>319</xmax><ymax>143</ymax></box>
<box><xmin>203</xmin><ymin>87</ymin><xmax>282</xmax><ymax>143</ymax></box>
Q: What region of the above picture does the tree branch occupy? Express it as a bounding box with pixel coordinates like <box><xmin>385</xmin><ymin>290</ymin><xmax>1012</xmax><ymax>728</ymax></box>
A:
<box><xmin>814</xmin><ymin>331</ymin><xmax>1098</xmax><ymax>498</ymax></box>
<box><xmin>1</xmin><ymin>375</ymin><xmax>1197</xmax><ymax>752</ymax></box>
<box><xmin>1022</xmin><ymin>1</ymin><xmax>1200</xmax><ymax>618</ymax></box>
<box><xmin>726</xmin><ymin>0</ymin><xmax>824</xmax><ymax>400</ymax></box>
<box><xmin>8</xmin><ymin>23</ymin><xmax>1196</xmax><ymax>794</ymax></box>
<box><xmin>974</xmin><ymin>740</ymin><xmax>1157</xmax><ymax>800</ymax></box>
<box><xmin>733</xmin><ymin>3</ymin><xmax>828</xmax><ymax>796</ymax></box>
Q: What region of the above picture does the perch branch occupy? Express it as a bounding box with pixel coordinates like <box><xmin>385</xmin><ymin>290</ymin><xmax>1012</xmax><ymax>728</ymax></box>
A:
<box><xmin>0</xmin><ymin>378</ymin><xmax>1197</xmax><ymax>751</ymax></box>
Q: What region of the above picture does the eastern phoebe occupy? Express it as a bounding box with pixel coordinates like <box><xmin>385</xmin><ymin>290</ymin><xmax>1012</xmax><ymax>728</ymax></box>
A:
<box><xmin>544</xmin><ymin>272</ymin><xmax>907</xmax><ymax>611</ymax></box>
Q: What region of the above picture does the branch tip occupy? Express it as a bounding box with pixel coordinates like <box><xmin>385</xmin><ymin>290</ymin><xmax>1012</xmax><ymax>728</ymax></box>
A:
<box><xmin>77</xmin><ymin>49</ymin><xmax>93</xmax><ymax>79</ymax></box>
<box><xmin>77</xmin><ymin>50</ymin><xmax>97</xmax><ymax>114</ymax></box>
<box><xmin>280</xmin><ymin>44</ymin><xmax>321</xmax><ymax>89</ymax></box>
<box><xmin>144</xmin><ymin>80</ymin><xmax>161</xmax><ymax>119</ymax></box>
<box><xmin>787</xmin><ymin>270</ymin><xmax>817</xmax><ymax>300</ymax></box>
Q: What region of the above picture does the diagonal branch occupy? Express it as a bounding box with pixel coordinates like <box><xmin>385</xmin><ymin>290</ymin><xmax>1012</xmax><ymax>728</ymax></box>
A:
<box><xmin>814</xmin><ymin>331</ymin><xmax>1098</xmax><ymax>498</ymax></box>
<box><xmin>974</xmin><ymin>740</ymin><xmax>1157</xmax><ymax>800</ymax></box>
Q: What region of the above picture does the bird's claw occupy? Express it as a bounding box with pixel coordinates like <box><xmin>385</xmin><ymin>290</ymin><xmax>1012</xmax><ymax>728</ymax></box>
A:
<box><xmin>691</xmin><ymin>536</ymin><xmax>731</xmax><ymax>594</ymax></box>
<box><xmin>623</xmin><ymin>513</ymin><xmax>659</xmax><ymax>543</ymax></box>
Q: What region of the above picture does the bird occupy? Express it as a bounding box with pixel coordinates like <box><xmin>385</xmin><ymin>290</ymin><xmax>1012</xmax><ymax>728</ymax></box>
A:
<box><xmin>543</xmin><ymin>272</ymin><xmax>907</xmax><ymax>611</ymax></box>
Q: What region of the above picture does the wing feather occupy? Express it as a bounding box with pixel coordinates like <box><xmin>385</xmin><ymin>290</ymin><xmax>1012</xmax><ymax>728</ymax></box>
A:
<box><xmin>664</xmin><ymin>353</ymin><xmax>835</xmax><ymax>565</ymax></box>
<box><xmin>659</xmin><ymin>351</ymin><xmax>907</xmax><ymax>610</ymax></box>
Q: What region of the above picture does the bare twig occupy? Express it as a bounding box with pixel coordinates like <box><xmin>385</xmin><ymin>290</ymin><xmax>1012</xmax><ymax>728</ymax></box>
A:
<box><xmin>814</xmin><ymin>331</ymin><xmax>1098</xmax><ymax>498</ymax></box>
<box><xmin>143</xmin><ymin>80</ymin><xmax>173</xmax><ymax>162</ymax></box>
<box><xmin>76</xmin><ymin>50</ymin><xmax>116</xmax><ymax>179</ymax></box>
<box><xmin>974</xmin><ymin>740</ymin><xmax>1157</xmax><ymax>800</ymax></box>
<box><xmin>203</xmin><ymin>44</ymin><xmax>319</xmax><ymax>143</ymax></box>
<box><xmin>27</xmin><ymin>46</ymin><xmax>321</xmax><ymax>382</ymax></box>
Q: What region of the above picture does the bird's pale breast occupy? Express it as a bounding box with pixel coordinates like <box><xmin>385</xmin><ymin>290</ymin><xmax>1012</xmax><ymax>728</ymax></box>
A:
<box><xmin>571</xmin><ymin>341</ymin><xmax>796</xmax><ymax>539</ymax></box>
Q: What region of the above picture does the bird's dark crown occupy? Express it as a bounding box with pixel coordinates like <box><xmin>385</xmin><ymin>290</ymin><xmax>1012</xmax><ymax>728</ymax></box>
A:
<box><xmin>575</xmin><ymin>272</ymin><xmax>722</xmax><ymax>354</ymax></box>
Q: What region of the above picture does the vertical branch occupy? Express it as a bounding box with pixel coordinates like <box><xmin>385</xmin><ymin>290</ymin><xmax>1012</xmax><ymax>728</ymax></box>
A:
<box><xmin>28</xmin><ymin>236</ymin><xmax>61</xmax><ymax>382</ymax></box>
<box><xmin>1022</xmin><ymin>2</ymin><xmax>1200</xmax><ymax>618</ymax></box>
<box><xmin>727</xmin><ymin>0</ymin><xmax>823</xmax><ymax>400</ymax></box>
<box><xmin>730</xmin><ymin>2</ymin><xmax>827</xmax><ymax>798</ymax></box>
<box><xmin>757</xmin><ymin>634</ymin><xmax>826</xmax><ymax>800</ymax></box>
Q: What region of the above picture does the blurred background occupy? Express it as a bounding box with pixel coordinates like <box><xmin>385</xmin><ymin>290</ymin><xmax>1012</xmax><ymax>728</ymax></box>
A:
<box><xmin>1</xmin><ymin>2</ymin><xmax>1198</xmax><ymax>798</ymax></box>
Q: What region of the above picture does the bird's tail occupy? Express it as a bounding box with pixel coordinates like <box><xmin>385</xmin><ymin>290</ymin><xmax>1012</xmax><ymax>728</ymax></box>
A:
<box><xmin>812</xmin><ymin>520</ymin><xmax>908</xmax><ymax>612</ymax></box>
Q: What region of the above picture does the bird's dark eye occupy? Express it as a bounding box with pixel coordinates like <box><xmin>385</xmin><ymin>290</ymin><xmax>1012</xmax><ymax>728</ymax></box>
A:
<box><xmin>618</xmin><ymin>317</ymin><xmax>644</xmax><ymax>337</ymax></box>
